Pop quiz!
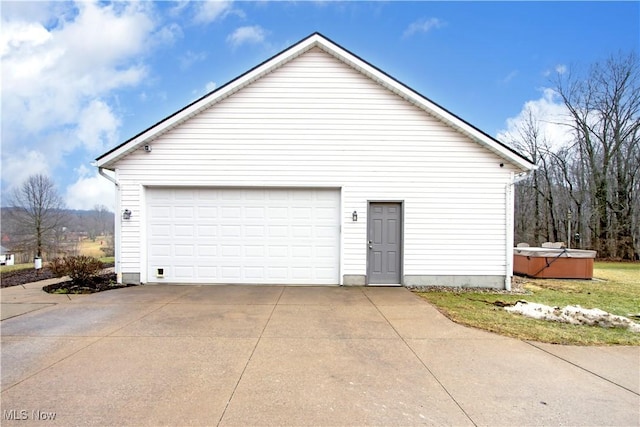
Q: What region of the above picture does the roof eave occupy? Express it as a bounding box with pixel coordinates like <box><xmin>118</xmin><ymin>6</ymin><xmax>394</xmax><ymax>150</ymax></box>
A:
<box><xmin>96</xmin><ymin>33</ymin><xmax>324</xmax><ymax>168</ymax></box>
<box><xmin>310</xmin><ymin>37</ymin><xmax>535</xmax><ymax>171</ymax></box>
<box><xmin>96</xmin><ymin>32</ymin><xmax>535</xmax><ymax>172</ymax></box>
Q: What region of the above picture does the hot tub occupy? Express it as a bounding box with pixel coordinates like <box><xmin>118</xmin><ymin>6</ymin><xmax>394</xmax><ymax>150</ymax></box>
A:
<box><xmin>513</xmin><ymin>247</ymin><xmax>597</xmax><ymax>279</ymax></box>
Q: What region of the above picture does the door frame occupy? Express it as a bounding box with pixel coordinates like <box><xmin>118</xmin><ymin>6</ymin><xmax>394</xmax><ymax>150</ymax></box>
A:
<box><xmin>366</xmin><ymin>200</ymin><xmax>404</xmax><ymax>286</ymax></box>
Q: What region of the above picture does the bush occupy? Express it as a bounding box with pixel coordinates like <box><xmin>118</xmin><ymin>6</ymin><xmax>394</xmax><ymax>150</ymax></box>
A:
<box><xmin>47</xmin><ymin>256</ymin><xmax>104</xmax><ymax>284</ymax></box>
<box><xmin>100</xmin><ymin>245</ymin><xmax>114</xmax><ymax>257</ymax></box>
<box><xmin>48</xmin><ymin>257</ymin><xmax>68</xmax><ymax>278</ymax></box>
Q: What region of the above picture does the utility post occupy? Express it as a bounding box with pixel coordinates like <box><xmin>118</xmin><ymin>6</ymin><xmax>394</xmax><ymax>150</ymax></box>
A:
<box><xmin>567</xmin><ymin>210</ymin><xmax>572</xmax><ymax>249</ymax></box>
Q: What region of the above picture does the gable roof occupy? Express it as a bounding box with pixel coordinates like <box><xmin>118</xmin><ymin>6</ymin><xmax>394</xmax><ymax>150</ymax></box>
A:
<box><xmin>96</xmin><ymin>32</ymin><xmax>535</xmax><ymax>171</ymax></box>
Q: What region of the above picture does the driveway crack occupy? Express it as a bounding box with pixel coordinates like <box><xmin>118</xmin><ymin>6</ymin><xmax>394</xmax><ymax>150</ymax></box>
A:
<box><xmin>525</xmin><ymin>341</ymin><xmax>640</xmax><ymax>396</ymax></box>
<box><xmin>216</xmin><ymin>286</ymin><xmax>285</xmax><ymax>426</ymax></box>
<box><xmin>363</xmin><ymin>289</ymin><xmax>478</xmax><ymax>427</ymax></box>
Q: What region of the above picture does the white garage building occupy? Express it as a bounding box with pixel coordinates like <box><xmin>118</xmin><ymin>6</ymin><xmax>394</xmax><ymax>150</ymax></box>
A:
<box><xmin>96</xmin><ymin>33</ymin><xmax>535</xmax><ymax>288</ymax></box>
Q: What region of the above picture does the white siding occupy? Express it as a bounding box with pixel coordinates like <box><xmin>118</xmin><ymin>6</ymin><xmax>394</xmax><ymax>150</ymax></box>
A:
<box><xmin>115</xmin><ymin>48</ymin><xmax>517</xmax><ymax>282</ymax></box>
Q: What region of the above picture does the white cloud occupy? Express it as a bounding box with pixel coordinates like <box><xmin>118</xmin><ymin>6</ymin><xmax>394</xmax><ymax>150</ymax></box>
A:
<box><xmin>193</xmin><ymin>0</ymin><xmax>239</xmax><ymax>24</ymax></box>
<box><xmin>65</xmin><ymin>171</ymin><xmax>116</xmax><ymax>211</ymax></box>
<box><xmin>496</xmin><ymin>88</ymin><xmax>574</xmax><ymax>152</ymax></box>
<box><xmin>76</xmin><ymin>100</ymin><xmax>121</xmax><ymax>152</ymax></box>
<box><xmin>1</xmin><ymin>1</ymin><xmax>161</xmax><ymax>201</ymax></box>
<box><xmin>205</xmin><ymin>81</ymin><xmax>217</xmax><ymax>92</ymax></box>
<box><xmin>544</xmin><ymin>63</ymin><xmax>568</xmax><ymax>77</ymax></box>
<box><xmin>226</xmin><ymin>25</ymin><xmax>267</xmax><ymax>48</ymax></box>
<box><xmin>180</xmin><ymin>50</ymin><xmax>207</xmax><ymax>70</ymax></box>
<box><xmin>501</xmin><ymin>70</ymin><xmax>518</xmax><ymax>84</ymax></box>
<box><xmin>0</xmin><ymin>20</ymin><xmax>51</xmax><ymax>56</ymax></box>
<box><xmin>1</xmin><ymin>150</ymin><xmax>51</xmax><ymax>192</ymax></box>
<box><xmin>403</xmin><ymin>17</ymin><xmax>446</xmax><ymax>38</ymax></box>
<box><xmin>0</xmin><ymin>1</ymin><xmax>67</xmax><ymax>26</ymax></box>
<box><xmin>155</xmin><ymin>22</ymin><xmax>184</xmax><ymax>46</ymax></box>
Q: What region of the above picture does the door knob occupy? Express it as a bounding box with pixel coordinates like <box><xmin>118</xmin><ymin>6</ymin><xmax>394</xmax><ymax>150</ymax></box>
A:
<box><xmin>368</xmin><ymin>245</ymin><xmax>373</xmax><ymax>249</ymax></box>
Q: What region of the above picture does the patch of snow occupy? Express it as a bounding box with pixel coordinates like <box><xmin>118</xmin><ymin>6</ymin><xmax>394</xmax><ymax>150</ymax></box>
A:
<box><xmin>505</xmin><ymin>301</ymin><xmax>640</xmax><ymax>333</ymax></box>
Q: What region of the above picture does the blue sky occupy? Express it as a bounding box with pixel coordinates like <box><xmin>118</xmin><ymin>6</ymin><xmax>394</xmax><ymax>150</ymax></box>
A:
<box><xmin>2</xmin><ymin>1</ymin><xmax>638</xmax><ymax>210</ymax></box>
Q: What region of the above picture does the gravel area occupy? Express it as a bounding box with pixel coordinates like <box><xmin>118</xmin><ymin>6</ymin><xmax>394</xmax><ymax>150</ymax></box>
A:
<box><xmin>410</xmin><ymin>276</ymin><xmax>531</xmax><ymax>294</ymax></box>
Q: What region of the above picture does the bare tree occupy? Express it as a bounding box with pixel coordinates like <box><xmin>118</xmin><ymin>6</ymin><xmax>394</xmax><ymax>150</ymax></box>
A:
<box><xmin>511</xmin><ymin>111</ymin><xmax>547</xmax><ymax>245</ymax></box>
<box><xmin>8</xmin><ymin>174</ymin><xmax>68</xmax><ymax>259</ymax></box>
<box><xmin>554</xmin><ymin>52</ymin><xmax>640</xmax><ymax>258</ymax></box>
<box><xmin>90</xmin><ymin>204</ymin><xmax>112</xmax><ymax>240</ymax></box>
<box><xmin>508</xmin><ymin>52</ymin><xmax>639</xmax><ymax>259</ymax></box>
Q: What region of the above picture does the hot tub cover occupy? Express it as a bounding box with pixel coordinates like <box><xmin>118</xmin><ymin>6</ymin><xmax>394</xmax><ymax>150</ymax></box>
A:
<box><xmin>514</xmin><ymin>247</ymin><xmax>597</xmax><ymax>258</ymax></box>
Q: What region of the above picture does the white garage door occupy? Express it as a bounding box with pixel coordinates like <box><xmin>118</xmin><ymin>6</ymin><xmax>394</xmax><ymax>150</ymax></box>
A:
<box><xmin>146</xmin><ymin>188</ymin><xmax>340</xmax><ymax>284</ymax></box>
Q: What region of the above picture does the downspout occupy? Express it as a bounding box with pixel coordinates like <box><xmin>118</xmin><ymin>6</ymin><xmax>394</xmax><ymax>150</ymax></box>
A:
<box><xmin>98</xmin><ymin>167</ymin><xmax>119</xmax><ymax>187</ymax></box>
<box><xmin>505</xmin><ymin>171</ymin><xmax>533</xmax><ymax>291</ymax></box>
<box><xmin>96</xmin><ymin>166</ymin><xmax>122</xmax><ymax>283</ymax></box>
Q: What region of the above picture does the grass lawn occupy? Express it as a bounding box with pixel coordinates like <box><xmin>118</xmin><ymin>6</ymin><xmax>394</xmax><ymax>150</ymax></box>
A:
<box><xmin>416</xmin><ymin>262</ymin><xmax>640</xmax><ymax>346</ymax></box>
<box><xmin>0</xmin><ymin>263</ymin><xmax>33</xmax><ymax>273</ymax></box>
<box><xmin>78</xmin><ymin>237</ymin><xmax>110</xmax><ymax>258</ymax></box>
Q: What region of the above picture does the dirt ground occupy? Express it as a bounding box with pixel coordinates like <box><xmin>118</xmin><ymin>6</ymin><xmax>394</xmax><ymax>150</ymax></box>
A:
<box><xmin>0</xmin><ymin>263</ymin><xmax>115</xmax><ymax>288</ymax></box>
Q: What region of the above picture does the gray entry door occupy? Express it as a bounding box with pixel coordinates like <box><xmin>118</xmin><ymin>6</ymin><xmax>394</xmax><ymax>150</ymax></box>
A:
<box><xmin>367</xmin><ymin>202</ymin><xmax>402</xmax><ymax>284</ymax></box>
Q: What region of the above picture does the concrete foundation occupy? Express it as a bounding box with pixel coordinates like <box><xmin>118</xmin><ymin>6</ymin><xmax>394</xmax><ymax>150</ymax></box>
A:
<box><xmin>121</xmin><ymin>272</ymin><xmax>141</xmax><ymax>285</ymax></box>
<box><xmin>342</xmin><ymin>275</ymin><xmax>366</xmax><ymax>286</ymax></box>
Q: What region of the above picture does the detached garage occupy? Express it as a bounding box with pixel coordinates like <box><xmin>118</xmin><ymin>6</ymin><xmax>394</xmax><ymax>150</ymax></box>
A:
<box><xmin>96</xmin><ymin>33</ymin><xmax>535</xmax><ymax>289</ymax></box>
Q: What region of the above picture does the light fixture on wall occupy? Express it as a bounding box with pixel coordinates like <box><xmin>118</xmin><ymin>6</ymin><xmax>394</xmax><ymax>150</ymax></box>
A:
<box><xmin>122</xmin><ymin>209</ymin><xmax>132</xmax><ymax>220</ymax></box>
<box><xmin>144</xmin><ymin>144</ymin><xmax>152</xmax><ymax>152</ymax></box>
<box><xmin>352</xmin><ymin>211</ymin><xmax>358</xmax><ymax>222</ymax></box>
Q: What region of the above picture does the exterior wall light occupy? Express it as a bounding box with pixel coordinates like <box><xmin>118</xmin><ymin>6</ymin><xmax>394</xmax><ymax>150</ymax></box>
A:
<box><xmin>123</xmin><ymin>209</ymin><xmax>132</xmax><ymax>220</ymax></box>
<box><xmin>352</xmin><ymin>211</ymin><xmax>358</xmax><ymax>222</ymax></box>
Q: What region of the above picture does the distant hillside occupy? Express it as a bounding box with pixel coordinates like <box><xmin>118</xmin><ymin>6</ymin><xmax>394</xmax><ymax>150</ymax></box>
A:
<box><xmin>1</xmin><ymin>207</ymin><xmax>114</xmax><ymax>259</ymax></box>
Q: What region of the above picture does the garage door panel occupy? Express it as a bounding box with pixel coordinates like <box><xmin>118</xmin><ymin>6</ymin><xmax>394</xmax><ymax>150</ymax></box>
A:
<box><xmin>268</xmin><ymin>226</ymin><xmax>288</xmax><ymax>237</ymax></box>
<box><xmin>197</xmin><ymin>206</ymin><xmax>218</xmax><ymax>218</ymax></box>
<box><xmin>174</xmin><ymin>266</ymin><xmax>195</xmax><ymax>278</ymax></box>
<box><xmin>150</xmin><ymin>224</ymin><xmax>171</xmax><ymax>237</ymax></box>
<box><xmin>174</xmin><ymin>225</ymin><xmax>194</xmax><ymax>237</ymax></box>
<box><xmin>174</xmin><ymin>190</ymin><xmax>195</xmax><ymax>200</ymax></box>
<box><xmin>245</xmin><ymin>266</ymin><xmax>265</xmax><ymax>279</ymax></box>
<box><xmin>174</xmin><ymin>206</ymin><xmax>194</xmax><ymax>218</ymax></box>
<box><xmin>221</xmin><ymin>245</ymin><xmax>242</xmax><ymax>257</ymax></box>
<box><xmin>316</xmin><ymin>245</ymin><xmax>335</xmax><ymax>259</ymax></box>
<box><xmin>197</xmin><ymin>225</ymin><xmax>217</xmax><ymax>238</ymax></box>
<box><xmin>221</xmin><ymin>266</ymin><xmax>241</xmax><ymax>278</ymax></box>
<box><xmin>268</xmin><ymin>246</ymin><xmax>289</xmax><ymax>258</ymax></box>
<box><xmin>221</xmin><ymin>191</ymin><xmax>242</xmax><ymax>201</ymax></box>
<box><xmin>149</xmin><ymin>207</ymin><xmax>171</xmax><ymax>219</ymax></box>
<box><xmin>147</xmin><ymin>188</ymin><xmax>340</xmax><ymax>284</ymax></box>
<box><xmin>291</xmin><ymin>246</ymin><xmax>312</xmax><ymax>258</ymax></box>
<box><xmin>222</xmin><ymin>206</ymin><xmax>241</xmax><ymax>218</ymax></box>
<box><xmin>268</xmin><ymin>267</ymin><xmax>288</xmax><ymax>280</ymax></box>
<box><xmin>245</xmin><ymin>207</ymin><xmax>265</xmax><ymax>218</ymax></box>
<box><xmin>292</xmin><ymin>267</ymin><xmax>312</xmax><ymax>279</ymax></box>
<box><xmin>316</xmin><ymin>268</ymin><xmax>337</xmax><ymax>280</ymax></box>
<box><xmin>292</xmin><ymin>226</ymin><xmax>313</xmax><ymax>238</ymax></box>
<box><xmin>173</xmin><ymin>244</ymin><xmax>194</xmax><ymax>257</ymax></box>
<box><xmin>316</xmin><ymin>225</ymin><xmax>338</xmax><ymax>236</ymax></box>
<box><xmin>268</xmin><ymin>207</ymin><xmax>288</xmax><ymax>219</ymax></box>
<box><xmin>197</xmin><ymin>266</ymin><xmax>218</xmax><ymax>276</ymax></box>
<box><xmin>198</xmin><ymin>245</ymin><xmax>218</xmax><ymax>256</ymax></box>
<box><xmin>245</xmin><ymin>225</ymin><xmax>265</xmax><ymax>237</ymax></box>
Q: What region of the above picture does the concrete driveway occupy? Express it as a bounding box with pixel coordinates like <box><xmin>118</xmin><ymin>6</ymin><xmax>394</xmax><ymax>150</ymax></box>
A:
<box><xmin>1</xmin><ymin>284</ymin><xmax>638</xmax><ymax>426</ymax></box>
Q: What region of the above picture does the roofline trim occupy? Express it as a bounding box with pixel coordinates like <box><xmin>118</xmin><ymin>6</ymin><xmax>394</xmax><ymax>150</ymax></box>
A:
<box><xmin>96</xmin><ymin>32</ymin><xmax>534</xmax><ymax>171</ymax></box>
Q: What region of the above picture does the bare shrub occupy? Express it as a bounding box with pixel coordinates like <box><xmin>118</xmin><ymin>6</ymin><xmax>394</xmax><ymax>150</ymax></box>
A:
<box><xmin>48</xmin><ymin>257</ymin><xmax>67</xmax><ymax>278</ymax></box>
<box><xmin>46</xmin><ymin>256</ymin><xmax>104</xmax><ymax>284</ymax></box>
